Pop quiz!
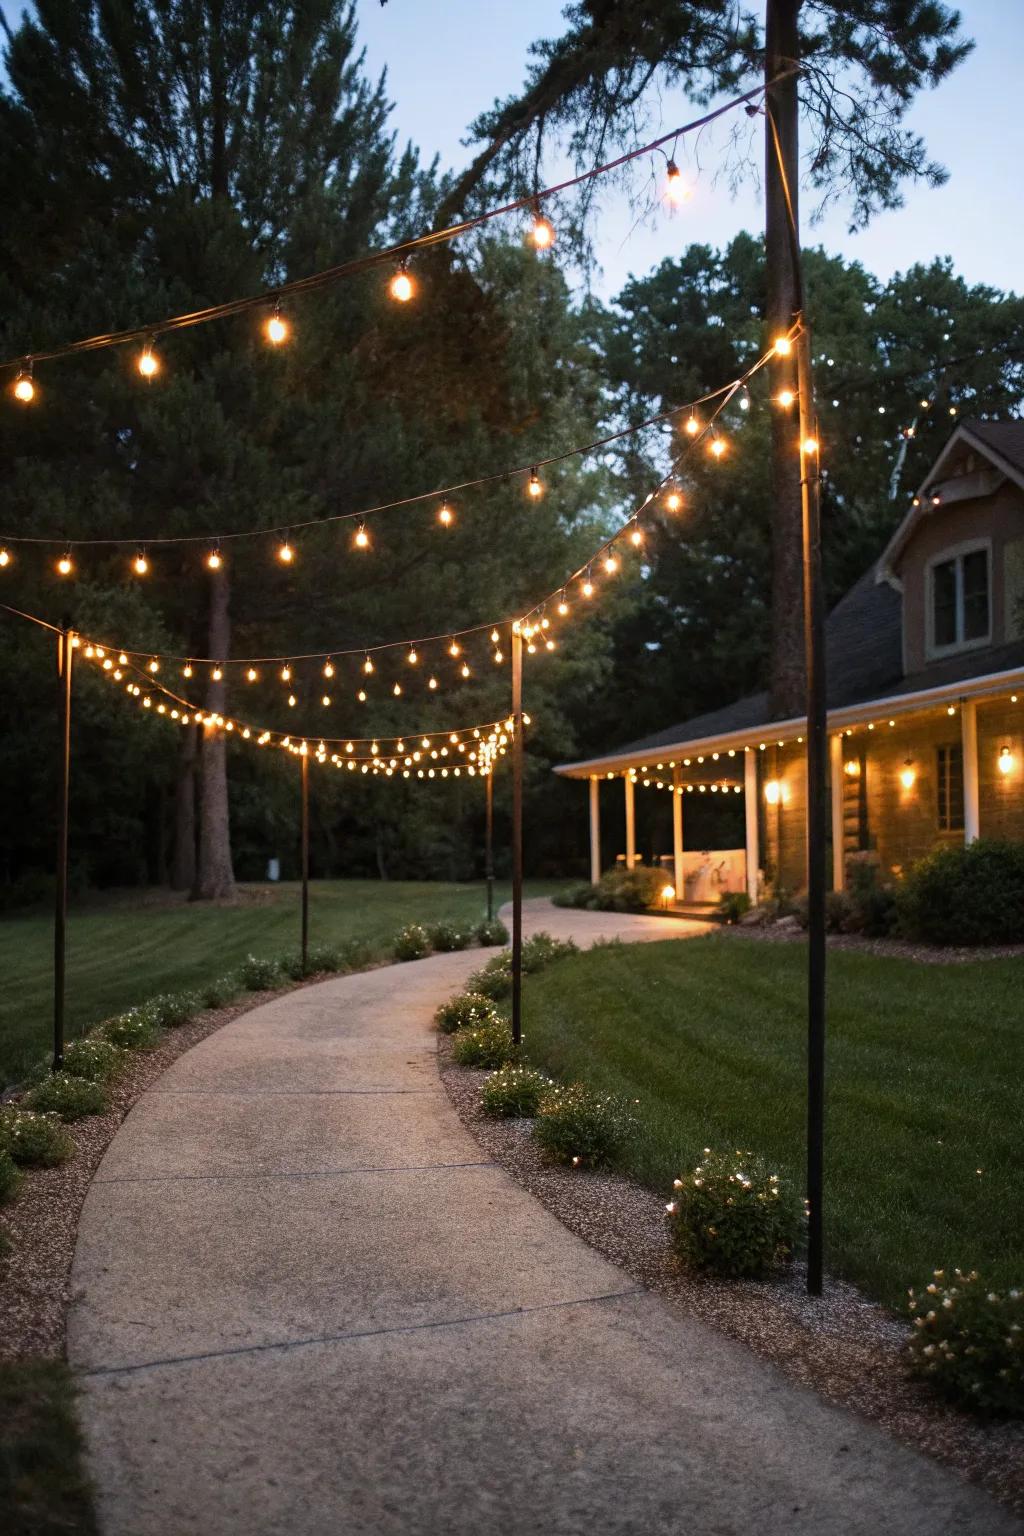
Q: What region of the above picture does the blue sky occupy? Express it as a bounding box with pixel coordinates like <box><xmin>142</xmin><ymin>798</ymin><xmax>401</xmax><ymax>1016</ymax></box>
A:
<box><xmin>358</xmin><ymin>0</ymin><xmax>1023</xmax><ymax>301</ymax></box>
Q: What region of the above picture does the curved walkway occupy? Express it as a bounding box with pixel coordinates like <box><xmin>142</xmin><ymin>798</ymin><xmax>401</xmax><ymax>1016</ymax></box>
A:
<box><xmin>69</xmin><ymin>900</ymin><xmax>1018</xmax><ymax>1535</ymax></box>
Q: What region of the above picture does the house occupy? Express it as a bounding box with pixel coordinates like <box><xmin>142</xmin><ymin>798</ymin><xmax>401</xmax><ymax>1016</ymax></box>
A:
<box><xmin>554</xmin><ymin>420</ymin><xmax>1024</xmax><ymax>904</ymax></box>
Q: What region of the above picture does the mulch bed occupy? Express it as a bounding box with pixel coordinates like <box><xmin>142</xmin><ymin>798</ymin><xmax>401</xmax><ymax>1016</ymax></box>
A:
<box><xmin>440</xmin><ymin>1040</ymin><xmax>1024</xmax><ymax>1519</ymax></box>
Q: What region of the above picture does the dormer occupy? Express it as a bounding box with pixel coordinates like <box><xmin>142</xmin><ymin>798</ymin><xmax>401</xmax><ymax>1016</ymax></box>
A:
<box><xmin>877</xmin><ymin>422</ymin><xmax>1024</xmax><ymax>677</ymax></box>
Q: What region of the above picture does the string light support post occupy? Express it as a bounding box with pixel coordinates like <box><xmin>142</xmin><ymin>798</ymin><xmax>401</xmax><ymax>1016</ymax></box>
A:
<box><xmin>300</xmin><ymin>748</ymin><xmax>310</xmax><ymax>973</ymax></box>
<box><xmin>485</xmin><ymin>762</ymin><xmax>495</xmax><ymax>924</ymax></box>
<box><xmin>510</xmin><ymin>626</ymin><xmax>524</xmax><ymax>1048</ymax></box>
<box><xmin>54</xmin><ymin>621</ymin><xmax>75</xmax><ymax>1072</ymax></box>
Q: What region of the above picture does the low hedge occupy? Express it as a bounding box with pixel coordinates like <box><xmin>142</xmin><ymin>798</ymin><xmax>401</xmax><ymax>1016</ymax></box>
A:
<box><xmin>898</xmin><ymin>840</ymin><xmax>1024</xmax><ymax>946</ymax></box>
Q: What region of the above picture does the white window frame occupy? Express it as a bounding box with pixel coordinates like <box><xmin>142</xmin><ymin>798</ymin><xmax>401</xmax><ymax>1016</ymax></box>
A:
<box><xmin>925</xmin><ymin>538</ymin><xmax>992</xmax><ymax>659</ymax></box>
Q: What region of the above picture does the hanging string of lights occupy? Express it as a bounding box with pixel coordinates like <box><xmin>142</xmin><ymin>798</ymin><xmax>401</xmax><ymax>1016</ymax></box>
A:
<box><xmin>0</xmin><ymin>375</ymin><xmax>753</xmax><ymax>563</ymax></box>
<box><xmin>22</xmin><ymin>331</ymin><xmax>797</xmax><ymax>687</ymax></box>
<box><xmin>2</xmin><ymin>78</ymin><xmax>779</xmax><ymax>390</ymax></box>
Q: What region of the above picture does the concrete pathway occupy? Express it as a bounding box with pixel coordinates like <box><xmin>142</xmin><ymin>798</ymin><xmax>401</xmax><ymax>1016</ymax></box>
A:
<box><xmin>69</xmin><ymin>900</ymin><xmax>1018</xmax><ymax>1535</ymax></box>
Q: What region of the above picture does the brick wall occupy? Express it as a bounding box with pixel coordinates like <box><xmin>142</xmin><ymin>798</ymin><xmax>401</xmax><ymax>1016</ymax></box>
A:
<box><xmin>977</xmin><ymin>697</ymin><xmax>1024</xmax><ymax>841</ymax></box>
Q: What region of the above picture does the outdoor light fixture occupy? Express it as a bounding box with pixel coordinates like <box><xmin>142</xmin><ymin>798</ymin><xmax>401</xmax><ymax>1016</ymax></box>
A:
<box><xmin>438</xmin><ymin>500</ymin><xmax>454</xmax><ymax>526</ymax></box>
<box><xmin>665</xmin><ymin>489</ymin><xmax>683</xmax><ymax>511</ymax></box>
<box><xmin>764</xmin><ymin>779</ymin><xmax>782</xmax><ymax>805</ymax></box>
<box><xmin>773</xmin><ymin>335</ymin><xmax>793</xmax><ymax>357</ymax></box>
<box><xmin>665</xmin><ymin>158</ymin><xmax>687</xmax><ymax>205</ymax></box>
<box><xmin>530</xmin><ymin>202</ymin><xmax>555</xmax><ymax>248</ymax></box>
<box><xmin>998</xmin><ymin>745</ymin><xmax>1014</xmax><ymax>775</ymax></box>
<box><xmin>0</xmin><ymin>548</ymin><xmax>10</xmax><ymax>567</ymax></box>
<box><xmin>900</xmin><ymin>758</ymin><xmax>917</xmax><ymax>790</ymax></box>
<box><xmin>528</xmin><ymin>467</ymin><xmax>543</xmax><ymax>498</ymax></box>
<box><xmin>843</xmin><ymin>759</ymin><xmax>860</xmax><ymax>777</ymax></box>
<box><xmin>776</xmin><ymin>388</ymin><xmax>795</xmax><ymax>409</ymax></box>
<box><xmin>265</xmin><ymin>302</ymin><xmax>289</xmax><ymax>345</ymax></box>
<box><xmin>389</xmin><ymin>263</ymin><xmax>414</xmax><ymax>302</ymax></box>
<box><xmin>13</xmin><ymin>365</ymin><xmax>35</xmax><ymax>402</ymax></box>
<box><xmin>138</xmin><ymin>339</ymin><xmax>159</xmax><ymax>378</ymax></box>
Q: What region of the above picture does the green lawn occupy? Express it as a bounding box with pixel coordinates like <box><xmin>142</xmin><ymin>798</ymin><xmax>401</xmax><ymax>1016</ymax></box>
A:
<box><xmin>0</xmin><ymin>1360</ymin><xmax>98</xmax><ymax>1536</ymax></box>
<box><xmin>521</xmin><ymin>935</ymin><xmax>1023</xmax><ymax>1310</ymax></box>
<box><xmin>0</xmin><ymin>879</ymin><xmax>538</xmax><ymax>1085</ymax></box>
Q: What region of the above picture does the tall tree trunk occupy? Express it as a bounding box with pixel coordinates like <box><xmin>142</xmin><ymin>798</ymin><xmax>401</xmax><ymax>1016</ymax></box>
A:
<box><xmin>171</xmin><ymin>724</ymin><xmax>198</xmax><ymax>891</ymax></box>
<box><xmin>192</xmin><ymin>568</ymin><xmax>236</xmax><ymax>901</ymax></box>
<box><xmin>765</xmin><ymin>0</ymin><xmax>806</xmax><ymax>718</ymax></box>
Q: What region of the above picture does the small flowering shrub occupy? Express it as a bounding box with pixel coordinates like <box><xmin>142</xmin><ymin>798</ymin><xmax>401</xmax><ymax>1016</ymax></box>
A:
<box><xmin>0</xmin><ymin>1147</ymin><xmax>23</xmax><ymax>1204</ymax></box>
<box><xmin>532</xmin><ymin>1083</ymin><xmax>638</xmax><ymax>1169</ymax></box>
<box><xmin>719</xmin><ymin>891</ymin><xmax>752</xmax><ymax>925</ymax></box>
<box><xmin>0</xmin><ymin>1108</ymin><xmax>74</xmax><ymax>1167</ymax></box>
<box><xmin>392</xmin><ymin>924</ymin><xmax>432</xmax><ymax>962</ymax></box>
<box><xmin>475</xmin><ymin>917</ymin><xmax>509</xmax><ymax>947</ymax></box>
<box><xmin>279</xmin><ymin>944</ymin><xmax>344</xmax><ymax>981</ymax></box>
<box><xmin>201</xmin><ymin>974</ymin><xmax>243</xmax><ymax>1009</ymax></box>
<box><xmin>427</xmin><ymin>922</ymin><xmax>471</xmax><ymax>953</ymax></box>
<box><xmin>666</xmin><ymin>1149</ymin><xmax>801</xmax><ymax>1278</ymax></box>
<box><xmin>467</xmin><ymin>951</ymin><xmax>514</xmax><ymax>999</ymax></box>
<box><xmin>434</xmin><ymin>991</ymin><xmax>500</xmax><ymax>1035</ymax></box>
<box><xmin>100</xmin><ymin>1006</ymin><xmax>161</xmax><ymax>1051</ymax></box>
<box><xmin>907</xmin><ymin>1269</ymin><xmax>1024</xmax><ymax>1415</ymax></box>
<box><xmin>61</xmin><ymin>1038</ymin><xmax>125</xmax><ymax>1083</ymax></box>
<box><xmin>238</xmin><ymin>954</ymin><xmax>282</xmax><ymax>991</ymax></box>
<box><xmin>450</xmin><ymin>1018</ymin><xmax>516</xmax><ymax>1069</ymax></box>
<box><xmin>522</xmin><ymin>932</ymin><xmax>578</xmax><ymax>972</ymax></box>
<box><xmin>480</xmin><ymin>1065</ymin><xmax>553</xmax><ymax>1119</ymax></box>
<box><xmin>25</xmin><ymin>1072</ymin><xmax>107</xmax><ymax>1122</ymax></box>
<box><xmin>146</xmin><ymin>991</ymin><xmax>202</xmax><ymax>1029</ymax></box>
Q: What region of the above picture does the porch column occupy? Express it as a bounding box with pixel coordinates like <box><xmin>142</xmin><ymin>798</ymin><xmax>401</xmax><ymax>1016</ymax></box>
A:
<box><xmin>743</xmin><ymin>749</ymin><xmax>759</xmax><ymax>904</ymax></box>
<box><xmin>671</xmin><ymin>764</ymin><xmax>684</xmax><ymax>901</ymax></box>
<box><xmin>588</xmin><ymin>775</ymin><xmax>601</xmax><ymax>884</ymax></box>
<box><xmin>829</xmin><ymin>733</ymin><xmax>845</xmax><ymax>891</ymax></box>
<box><xmin>624</xmin><ymin>772</ymin><xmax>636</xmax><ymax>870</ymax></box>
<box><xmin>962</xmin><ymin>698</ymin><xmax>980</xmax><ymax>844</ymax></box>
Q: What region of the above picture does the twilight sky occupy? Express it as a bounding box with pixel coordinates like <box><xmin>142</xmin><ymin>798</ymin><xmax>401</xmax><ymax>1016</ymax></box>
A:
<box><xmin>358</xmin><ymin>0</ymin><xmax>1024</xmax><ymax>302</ymax></box>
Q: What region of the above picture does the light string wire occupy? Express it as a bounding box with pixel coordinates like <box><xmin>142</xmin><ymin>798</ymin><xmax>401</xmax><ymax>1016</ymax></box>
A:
<box><xmin>0</xmin><ymin>603</ymin><xmax>514</xmax><ymax>766</ymax></box>
<box><xmin>0</xmin><ymin>375</ymin><xmax>748</xmax><ymax>550</ymax></box>
<box><xmin>1</xmin><ymin>79</ymin><xmax>778</xmax><ymax>377</ymax></box>
<box><xmin>34</xmin><ymin>332</ymin><xmax>791</xmax><ymax>671</ymax></box>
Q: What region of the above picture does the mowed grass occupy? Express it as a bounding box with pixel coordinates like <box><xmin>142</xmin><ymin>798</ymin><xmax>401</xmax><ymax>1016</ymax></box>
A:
<box><xmin>0</xmin><ymin>1359</ymin><xmax>98</xmax><ymax>1536</ymax></box>
<box><xmin>521</xmin><ymin>935</ymin><xmax>1023</xmax><ymax>1309</ymax></box>
<box><xmin>0</xmin><ymin>879</ymin><xmax>536</xmax><ymax>1085</ymax></box>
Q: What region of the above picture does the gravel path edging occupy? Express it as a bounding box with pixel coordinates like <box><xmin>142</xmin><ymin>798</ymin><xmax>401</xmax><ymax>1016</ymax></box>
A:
<box><xmin>439</xmin><ymin>1039</ymin><xmax>1024</xmax><ymax>1519</ymax></box>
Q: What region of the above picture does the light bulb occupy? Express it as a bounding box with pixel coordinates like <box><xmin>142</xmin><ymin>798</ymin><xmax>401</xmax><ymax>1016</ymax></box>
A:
<box><xmin>665</xmin><ymin>158</ymin><xmax>687</xmax><ymax>205</ymax></box>
<box><xmin>630</xmin><ymin>526</ymin><xmax>643</xmax><ymax>546</ymax></box>
<box><xmin>212</xmin><ymin>666</ymin><xmax>222</xmax><ymax>682</ymax></box>
<box><xmin>774</xmin><ymin>335</ymin><xmax>793</xmax><ymax>357</ymax></box>
<box><xmin>281</xmin><ymin>665</ymin><xmax>291</xmax><ymax>682</ymax></box>
<box><xmin>207</xmin><ymin>549</ymin><xmax>223</xmax><ymax>570</ymax></box>
<box><xmin>389</xmin><ymin>265</ymin><xmax>414</xmax><ymax>303</ymax></box>
<box><xmin>393</xmin><ymin>682</ymin><xmax>402</xmax><ymax>696</ymax></box>
<box><xmin>998</xmin><ymin>746</ymin><xmax>1013</xmax><ymax>776</ymax></box>
<box><xmin>530</xmin><ymin>211</ymin><xmax>554</xmax><ymax>249</ymax></box>
<box><xmin>604</xmin><ymin>554</ymin><xmax>618</xmax><ymax>574</ymax></box>
<box><xmin>358</xmin><ymin>689</ymin><xmax>367</xmax><ymax>702</ymax></box>
<box><xmin>428</xmin><ymin>676</ymin><xmax>438</xmax><ymax>690</ymax></box>
<box><xmin>448</xmin><ymin>639</ymin><xmax>460</xmax><ymax>657</ymax></box>
<box><xmin>900</xmin><ymin>760</ymin><xmax>916</xmax><ymax>791</ymax></box>
<box><xmin>265</xmin><ymin>308</ymin><xmax>289</xmax><ymax>345</ymax></box>
<box><xmin>57</xmin><ymin>552</ymin><xmax>74</xmax><ymax>576</ymax></box>
<box><xmin>133</xmin><ymin>550</ymin><xmax>149</xmax><ymax>575</ymax></box>
<box><xmin>277</xmin><ymin>539</ymin><xmax>294</xmax><ymax>563</ymax></box>
<box><xmin>494</xmin><ymin>648</ymin><xmax>503</xmax><ymax>663</ymax></box>
<box><xmin>354</xmin><ymin>523</ymin><xmax>370</xmax><ymax>549</ymax></box>
<box><xmin>361</xmin><ymin>655</ymin><xmax>373</xmax><ymax>675</ymax></box>
<box><xmin>490</xmin><ymin>629</ymin><xmax>500</xmax><ymax>644</ymax></box>
<box><xmin>323</xmin><ymin>660</ymin><xmax>334</xmax><ymax>678</ymax></box>
<box><xmin>685</xmin><ymin>414</ymin><xmax>700</xmax><ymax>437</ymax></box>
<box><xmin>13</xmin><ymin>369</ymin><xmax>35</xmax><ymax>403</ymax></box>
<box><xmin>557</xmin><ymin>597</ymin><xmax>569</xmax><ymax>615</ymax></box>
<box><xmin>321</xmin><ymin>694</ymin><xmax>331</xmax><ymax>707</ymax></box>
<box><xmin>288</xmin><ymin>694</ymin><xmax>297</xmax><ymax>708</ymax></box>
<box><xmin>247</xmin><ymin>667</ymin><xmax>258</xmax><ymax>683</ymax></box>
<box><xmin>665</xmin><ymin>490</ymin><xmax>682</xmax><ymax>511</ymax></box>
<box><xmin>138</xmin><ymin>342</ymin><xmax>159</xmax><ymax>378</ymax></box>
<box><xmin>802</xmin><ymin>436</ymin><xmax>819</xmax><ymax>456</ymax></box>
<box><xmin>528</xmin><ymin>468</ymin><xmax>543</xmax><ymax>498</ymax></box>
<box><xmin>709</xmin><ymin>435</ymin><xmax>726</xmax><ymax>459</ymax></box>
<box><xmin>438</xmin><ymin>501</ymin><xmax>454</xmax><ymax>526</ymax></box>
<box><xmin>582</xmin><ymin>576</ymin><xmax>594</xmax><ymax>598</ymax></box>
<box><xmin>764</xmin><ymin>779</ymin><xmax>781</xmax><ymax>805</ymax></box>
<box><xmin>407</xmin><ymin>648</ymin><xmax>418</xmax><ymax>665</ymax></box>
<box><xmin>148</xmin><ymin>658</ymin><xmax>159</xmax><ymax>673</ymax></box>
<box><xmin>0</xmin><ymin>547</ymin><xmax>11</xmax><ymax>567</ymax></box>
<box><xmin>183</xmin><ymin>662</ymin><xmax>193</xmax><ymax>678</ymax></box>
<box><xmin>776</xmin><ymin>389</ymin><xmax>795</xmax><ymax>409</ymax></box>
<box><xmin>460</xmin><ymin>663</ymin><xmax>470</xmax><ymax>678</ymax></box>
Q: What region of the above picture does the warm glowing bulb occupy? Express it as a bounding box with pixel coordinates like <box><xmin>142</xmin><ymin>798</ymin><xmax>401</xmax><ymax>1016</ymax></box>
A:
<box><xmin>630</xmin><ymin>527</ymin><xmax>643</xmax><ymax>546</ymax></box>
<box><xmin>358</xmin><ymin>689</ymin><xmax>367</xmax><ymax>702</ymax></box>
<box><xmin>148</xmin><ymin>659</ymin><xmax>159</xmax><ymax>674</ymax></box>
<box><xmin>998</xmin><ymin>746</ymin><xmax>1013</xmax><ymax>776</ymax></box>
<box><xmin>278</xmin><ymin>540</ymin><xmax>294</xmax><ymax>564</ymax></box>
<box><xmin>685</xmin><ymin>415</ymin><xmax>700</xmax><ymax>437</ymax></box>
<box><xmin>212</xmin><ymin>666</ymin><xmax>222</xmax><ymax>682</ymax></box>
<box><xmin>138</xmin><ymin>344</ymin><xmax>159</xmax><ymax>378</ymax></box>
<box><xmin>665</xmin><ymin>159</ymin><xmax>687</xmax><ymax>205</ymax></box>
<box><xmin>247</xmin><ymin>667</ymin><xmax>258</xmax><ymax>682</ymax></box>
<box><xmin>288</xmin><ymin>694</ymin><xmax>297</xmax><ymax>708</ymax></box>
<box><xmin>389</xmin><ymin>266</ymin><xmax>414</xmax><ymax>303</ymax></box>
<box><xmin>776</xmin><ymin>388</ymin><xmax>795</xmax><ymax>409</ymax></box>
<box><xmin>662</xmin><ymin>884</ymin><xmax>676</xmax><ymax>900</ymax></box>
<box><xmin>133</xmin><ymin>551</ymin><xmax>149</xmax><ymax>576</ymax></box>
<box><xmin>438</xmin><ymin>501</ymin><xmax>453</xmax><ymax>526</ymax></box>
<box><xmin>354</xmin><ymin>524</ymin><xmax>370</xmax><ymax>549</ymax></box>
<box><xmin>665</xmin><ymin>490</ymin><xmax>683</xmax><ymax>511</ymax></box>
<box><xmin>323</xmin><ymin>660</ymin><xmax>334</xmax><ymax>678</ymax></box>
<box><xmin>0</xmin><ymin>548</ymin><xmax>11</xmax><ymax>567</ymax></box>
<box><xmin>774</xmin><ymin>335</ymin><xmax>793</xmax><ymax>357</ymax></box>
<box><xmin>530</xmin><ymin>213</ymin><xmax>554</xmax><ymax>249</ymax></box>
<box><xmin>764</xmin><ymin>779</ymin><xmax>781</xmax><ymax>805</ymax></box>
<box><xmin>207</xmin><ymin>549</ymin><xmax>223</xmax><ymax>570</ymax></box>
<box><xmin>528</xmin><ymin>469</ymin><xmax>543</xmax><ymax>498</ymax></box>
<box><xmin>709</xmin><ymin>436</ymin><xmax>726</xmax><ymax>459</ymax></box>
<box><xmin>448</xmin><ymin>639</ymin><xmax>460</xmax><ymax>658</ymax></box>
<box><xmin>321</xmin><ymin>694</ymin><xmax>331</xmax><ymax>707</ymax></box>
<box><xmin>265</xmin><ymin>311</ymin><xmax>289</xmax><ymax>345</ymax></box>
<box><xmin>604</xmin><ymin>554</ymin><xmax>618</xmax><ymax>574</ymax></box>
<box><xmin>183</xmin><ymin>663</ymin><xmax>193</xmax><ymax>678</ymax></box>
<box><xmin>802</xmin><ymin>437</ymin><xmax>819</xmax><ymax>456</ymax></box>
<box><xmin>57</xmin><ymin>552</ymin><xmax>73</xmax><ymax>576</ymax></box>
<box><xmin>582</xmin><ymin>577</ymin><xmax>594</xmax><ymax>598</ymax></box>
<box><xmin>428</xmin><ymin>676</ymin><xmax>438</xmax><ymax>690</ymax></box>
<box><xmin>363</xmin><ymin>656</ymin><xmax>374</xmax><ymax>674</ymax></box>
<box><xmin>460</xmin><ymin>663</ymin><xmax>470</xmax><ymax>678</ymax></box>
<box><xmin>557</xmin><ymin>598</ymin><xmax>569</xmax><ymax>616</ymax></box>
<box><xmin>280</xmin><ymin>665</ymin><xmax>291</xmax><ymax>682</ymax></box>
<box><xmin>13</xmin><ymin>371</ymin><xmax>35</xmax><ymax>403</ymax></box>
<box><xmin>407</xmin><ymin>648</ymin><xmax>418</xmax><ymax>665</ymax></box>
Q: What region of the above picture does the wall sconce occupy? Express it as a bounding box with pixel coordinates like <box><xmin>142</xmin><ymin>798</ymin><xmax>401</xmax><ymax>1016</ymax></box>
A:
<box><xmin>661</xmin><ymin>883</ymin><xmax>676</xmax><ymax>909</ymax></box>
<box><xmin>764</xmin><ymin>779</ymin><xmax>782</xmax><ymax>806</ymax></box>
<box><xmin>843</xmin><ymin>759</ymin><xmax>860</xmax><ymax>777</ymax></box>
<box><xmin>998</xmin><ymin>745</ymin><xmax>1014</xmax><ymax>776</ymax></box>
<box><xmin>900</xmin><ymin>758</ymin><xmax>917</xmax><ymax>790</ymax></box>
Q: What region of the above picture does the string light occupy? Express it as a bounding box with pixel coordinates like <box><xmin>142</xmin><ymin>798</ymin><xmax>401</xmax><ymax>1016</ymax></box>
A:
<box><xmin>685</xmin><ymin>413</ymin><xmax>700</xmax><ymax>437</ymax></box>
<box><xmin>428</xmin><ymin>676</ymin><xmax>438</xmax><ymax>690</ymax></box>
<box><xmin>212</xmin><ymin>666</ymin><xmax>222</xmax><ymax>682</ymax></box>
<box><xmin>277</xmin><ymin>536</ymin><xmax>295</xmax><ymax>564</ymax></box>
<box><xmin>265</xmin><ymin>302</ymin><xmax>289</xmax><ymax>346</ymax></box>
<box><xmin>183</xmin><ymin>662</ymin><xmax>193</xmax><ymax>678</ymax></box>
<box><xmin>557</xmin><ymin>593</ymin><xmax>569</xmax><ymax>616</ymax></box>
<box><xmin>321</xmin><ymin>694</ymin><xmax>331</xmax><ymax>707</ymax></box>
<box><xmin>438</xmin><ymin>500</ymin><xmax>454</xmax><ymax>527</ymax></box>
<box><xmin>802</xmin><ymin>436</ymin><xmax>819</xmax><ymax>456</ymax></box>
<box><xmin>604</xmin><ymin>553</ymin><xmax>618</xmax><ymax>574</ymax></box>
<box><xmin>665</xmin><ymin>489</ymin><xmax>683</xmax><ymax>511</ymax></box>
<box><xmin>665</xmin><ymin>158</ymin><xmax>687</xmax><ymax>205</ymax></box>
<box><xmin>13</xmin><ymin>365</ymin><xmax>35</xmax><ymax>403</ymax></box>
<box><xmin>530</xmin><ymin>202</ymin><xmax>554</xmax><ymax>249</ymax></box>
<box><xmin>448</xmin><ymin>638</ymin><xmax>460</xmax><ymax>658</ymax></box>
<box><xmin>776</xmin><ymin>388</ymin><xmax>795</xmax><ymax>409</ymax></box>
<box><xmin>322</xmin><ymin>659</ymin><xmax>334</xmax><ymax>678</ymax></box>
<box><xmin>528</xmin><ymin>468</ymin><xmax>543</xmax><ymax>499</ymax></box>
<box><xmin>363</xmin><ymin>654</ymin><xmax>374</xmax><ymax>674</ymax></box>
<box><xmin>0</xmin><ymin>548</ymin><xmax>10</xmax><ymax>567</ymax></box>
<box><xmin>354</xmin><ymin>522</ymin><xmax>370</xmax><ymax>549</ymax></box>
<box><xmin>247</xmin><ymin>667</ymin><xmax>258</xmax><ymax>683</ymax></box>
<box><xmin>138</xmin><ymin>339</ymin><xmax>159</xmax><ymax>378</ymax></box>
<box><xmin>57</xmin><ymin>551</ymin><xmax>74</xmax><ymax>577</ymax></box>
<box><xmin>207</xmin><ymin>548</ymin><xmax>223</xmax><ymax>570</ymax></box>
<box><xmin>407</xmin><ymin>647</ymin><xmax>418</xmax><ymax>665</ymax></box>
<box><xmin>582</xmin><ymin>569</ymin><xmax>594</xmax><ymax>598</ymax></box>
<box><xmin>629</xmin><ymin>524</ymin><xmax>643</xmax><ymax>547</ymax></box>
<box><xmin>280</xmin><ymin>664</ymin><xmax>292</xmax><ymax>683</ymax></box>
<box><xmin>709</xmin><ymin>432</ymin><xmax>727</xmax><ymax>459</ymax></box>
<box><xmin>132</xmin><ymin>550</ymin><xmax>149</xmax><ymax>576</ymax></box>
<box><xmin>773</xmin><ymin>335</ymin><xmax>793</xmax><ymax>357</ymax></box>
<box><xmin>389</xmin><ymin>263</ymin><xmax>415</xmax><ymax>303</ymax></box>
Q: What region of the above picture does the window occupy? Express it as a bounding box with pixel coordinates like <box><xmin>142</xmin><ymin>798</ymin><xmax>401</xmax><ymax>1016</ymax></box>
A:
<box><xmin>929</xmin><ymin>545</ymin><xmax>990</xmax><ymax>655</ymax></box>
<box><xmin>937</xmin><ymin>744</ymin><xmax>964</xmax><ymax>832</ymax></box>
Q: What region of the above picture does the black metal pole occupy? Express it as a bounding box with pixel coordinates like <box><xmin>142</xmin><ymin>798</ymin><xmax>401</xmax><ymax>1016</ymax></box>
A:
<box><xmin>300</xmin><ymin>749</ymin><xmax>310</xmax><ymax>973</ymax></box>
<box><xmin>53</xmin><ymin>625</ymin><xmax>74</xmax><ymax>1072</ymax></box>
<box><xmin>798</xmin><ymin>325</ymin><xmax>827</xmax><ymax>1297</ymax></box>
<box><xmin>485</xmin><ymin>763</ymin><xmax>495</xmax><ymax>922</ymax></box>
<box><xmin>510</xmin><ymin>628</ymin><xmax>524</xmax><ymax>1047</ymax></box>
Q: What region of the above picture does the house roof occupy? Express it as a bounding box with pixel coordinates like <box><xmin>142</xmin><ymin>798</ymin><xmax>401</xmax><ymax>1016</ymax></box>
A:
<box><xmin>555</xmin><ymin>419</ymin><xmax>1024</xmax><ymax>778</ymax></box>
